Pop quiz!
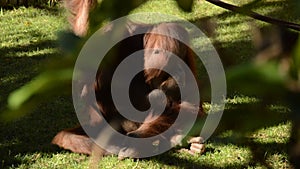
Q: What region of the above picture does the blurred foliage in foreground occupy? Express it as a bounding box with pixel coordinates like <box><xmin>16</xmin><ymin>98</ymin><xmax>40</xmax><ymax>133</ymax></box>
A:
<box><xmin>225</xmin><ymin>26</ymin><xmax>300</xmax><ymax>167</ymax></box>
<box><xmin>1</xmin><ymin>0</ymin><xmax>300</xmax><ymax>168</ymax></box>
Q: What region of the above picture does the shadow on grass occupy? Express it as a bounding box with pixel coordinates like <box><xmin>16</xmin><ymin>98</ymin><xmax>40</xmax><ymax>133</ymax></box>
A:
<box><xmin>194</xmin><ymin>0</ymin><xmax>298</xmax><ymax>68</ymax></box>
<box><xmin>0</xmin><ymin>0</ymin><xmax>296</xmax><ymax>168</ymax></box>
<box><xmin>149</xmin><ymin>105</ymin><xmax>290</xmax><ymax>168</ymax></box>
<box><xmin>149</xmin><ymin>1</ymin><xmax>293</xmax><ymax>168</ymax></box>
<box><xmin>149</xmin><ymin>143</ymin><xmax>286</xmax><ymax>169</ymax></box>
<box><xmin>152</xmin><ymin>152</ymin><xmax>216</xmax><ymax>169</ymax></box>
<box><xmin>0</xmin><ymin>39</ymin><xmax>75</xmax><ymax>168</ymax></box>
<box><xmin>0</xmin><ymin>40</ymin><xmax>59</xmax><ymax>100</ymax></box>
<box><xmin>0</xmin><ymin>2</ymin><xmax>61</xmax><ymax>14</ymax></box>
<box><xmin>0</xmin><ymin>96</ymin><xmax>76</xmax><ymax>168</ymax></box>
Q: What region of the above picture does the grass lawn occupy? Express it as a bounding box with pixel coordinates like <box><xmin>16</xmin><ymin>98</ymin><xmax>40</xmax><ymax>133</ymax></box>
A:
<box><xmin>0</xmin><ymin>0</ymin><xmax>298</xmax><ymax>168</ymax></box>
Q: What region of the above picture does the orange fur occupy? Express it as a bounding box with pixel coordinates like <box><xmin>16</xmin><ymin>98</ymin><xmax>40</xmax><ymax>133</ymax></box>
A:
<box><xmin>64</xmin><ymin>0</ymin><xmax>96</xmax><ymax>36</ymax></box>
<box><xmin>53</xmin><ymin>22</ymin><xmax>203</xmax><ymax>156</ymax></box>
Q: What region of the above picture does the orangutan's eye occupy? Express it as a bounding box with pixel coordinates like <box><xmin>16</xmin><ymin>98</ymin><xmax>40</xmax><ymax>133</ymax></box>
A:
<box><xmin>154</xmin><ymin>49</ymin><xmax>160</xmax><ymax>54</ymax></box>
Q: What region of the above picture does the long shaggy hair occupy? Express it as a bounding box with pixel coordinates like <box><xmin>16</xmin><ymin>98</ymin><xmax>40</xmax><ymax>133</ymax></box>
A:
<box><xmin>64</xmin><ymin>0</ymin><xmax>96</xmax><ymax>36</ymax></box>
<box><xmin>52</xmin><ymin>21</ymin><xmax>202</xmax><ymax>155</ymax></box>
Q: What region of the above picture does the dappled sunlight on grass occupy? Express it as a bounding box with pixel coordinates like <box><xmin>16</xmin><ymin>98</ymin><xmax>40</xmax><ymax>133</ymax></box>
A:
<box><xmin>1</xmin><ymin>0</ymin><xmax>299</xmax><ymax>168</ymax></box>
<box><xmin>251</xmin><ymin>122</ymin><xmax>291</xmax><ymax>144</ymax></box>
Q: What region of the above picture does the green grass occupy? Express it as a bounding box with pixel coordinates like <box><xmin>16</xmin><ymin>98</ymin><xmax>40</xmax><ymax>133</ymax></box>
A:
<box><xmin>0</xmin><ymin>0</ymin><xmax>299</xmax><ymax>168</ymax></box>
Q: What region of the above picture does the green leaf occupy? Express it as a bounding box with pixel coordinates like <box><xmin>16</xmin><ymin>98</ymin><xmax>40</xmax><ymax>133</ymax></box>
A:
<box><xmin>292</xmin><ymin>37</ymin><xmax>300</xmax><ymax>81</ymax></box>
<box><xmin>8</xmin><ymin>69</ymin><xmax>73</xmax><ymax>110</ymax></box>
<box><xmin>1</xmin><ymin>69</ymin><xmax>73</xmax><ymax>121</ymax></box>
<box><xmin>226</xmin><ymin>62</ymin><xmax>286</xmax><ymax>96</ymax></box>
